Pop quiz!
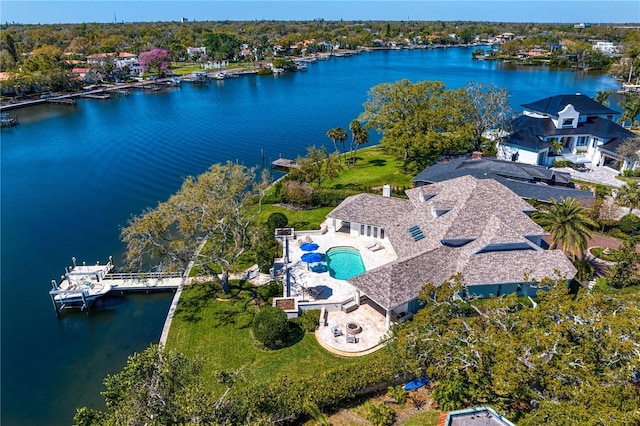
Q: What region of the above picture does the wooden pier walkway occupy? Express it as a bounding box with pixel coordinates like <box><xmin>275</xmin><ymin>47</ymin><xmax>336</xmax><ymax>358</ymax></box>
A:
<box><xmin>104</xmin><ymin>271</ymin><xmax>185</xmax><ymax>292</ymax></box>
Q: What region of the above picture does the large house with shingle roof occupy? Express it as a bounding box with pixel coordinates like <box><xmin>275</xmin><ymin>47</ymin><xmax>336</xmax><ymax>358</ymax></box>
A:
<box><xmin>412</xmin><ymin>153</ymin><xmax>595</xmax><ymax>204</ymax></box>
<box><xmin>497</xmin><ymin>94</ymin><xmax>637</xmax><ymax>171</ymax></box>
<box><xmin>326</xmin><ymin>175</ymin><xmax>576</xmax><ymax>328</ymax></box>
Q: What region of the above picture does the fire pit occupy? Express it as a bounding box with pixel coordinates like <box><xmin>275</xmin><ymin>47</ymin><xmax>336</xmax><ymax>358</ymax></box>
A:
<box><xmin>346</xmin><ymin>322</ymin><xmax>362</xmax><ymax>335</ymax></box>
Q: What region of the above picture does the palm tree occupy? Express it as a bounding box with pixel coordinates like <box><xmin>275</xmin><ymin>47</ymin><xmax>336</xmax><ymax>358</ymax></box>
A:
<box><xmin>533</xmin><ymin>197</ymin><xmax>597</xmax><ymax>260</ymax></box>
<box><xmin>326</xmin><ymin>126</ymin><xmax>348</xmax><ymax>158</ymax></box>
<box><xmin>348</xmin><ymin>119</ymin><xmax>369</xmax><ymax>165</ymax></box>
<box><xmin>594</xmin><ymin>90</ymin><xmax>611</xmax><ymax>107</ymax></box>
<box><xmin>615</xmin><ymin>182</ymin><xmax>640</xmax><ymax>213</ymax></box>
<box><xmin>617</xmin><ymin>93</ymin><xmax>640</xmax><ymax>127</ymax></box>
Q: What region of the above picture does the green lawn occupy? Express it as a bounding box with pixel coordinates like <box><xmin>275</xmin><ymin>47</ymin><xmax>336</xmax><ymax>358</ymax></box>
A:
<box><xmin>258</xmin><ymin>204</ymin><xmax>333</xmax><ymax>230</ymax></box>
<box><xmin>325</xmin><ymin>146</ymin><xmax>414</xmax><ymax>190</ymax></box>
<box><xmin>166</xmin><ymin>280</ymin><xmax>361</xmax><ymax>395</ymax></box>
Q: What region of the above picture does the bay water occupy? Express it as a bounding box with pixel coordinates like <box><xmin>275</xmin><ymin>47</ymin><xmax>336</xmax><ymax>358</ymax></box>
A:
<box><xmin>1</xmin><ymin>47</ymin><xmax>621</xmax><ymax>425</ymax></box>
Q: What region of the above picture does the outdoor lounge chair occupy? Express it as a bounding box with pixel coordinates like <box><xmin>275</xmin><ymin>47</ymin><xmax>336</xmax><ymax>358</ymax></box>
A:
<box><xmin>332</xmin><ymin>325</ymin><xmax>343</xmax><ymax>337</ymax></box>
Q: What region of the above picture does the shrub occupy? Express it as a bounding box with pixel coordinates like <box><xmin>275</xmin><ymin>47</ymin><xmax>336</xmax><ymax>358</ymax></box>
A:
<box><xmin>609</xmin><ymin>228</ymin><xmax>630</xmax><ymax>240</ymax></box>
<box><xmin>617</xmin><ymin>213</ymin><xmax>640</xmax><ymax>235</ymax></box>
<box><xmin>364</xmin><ymin>401</ymin><xmax>395</xmax><ymax>426</ymax></box>
<box><xmin>281</xmin><ymin>180</ymin><xmax>314</xmax><ymax>207</ymax></box>
<box><xmin>252</xmin><ymin>305</ymin><xmax>290</xmax><ymax>350</ymax></box>
<box><xmin>622</xmin><ymin>169</ymin><xmax>640</xmax><ymax>177</ymax></box>
<box><xmin>594</xmin><ymin>184</ymin><xmax>612</xmax><ymax>199</ymax></box>
<box><xmin>312</xmin><ymin>188</ymin><xmax>350</xmax><ymax>207</ymax></box>
<box><xmin>266</xmin><ymin>212</ymin><xmax>288</xmax><ymax>231</ymax></box>
<box><xmin>386</xmin><ymin>385</ymin><xmax>407</xmax><ymax>404</ymax></box>
<box><xmin>552</xmin><ymin>160</ymin><xmax>573</xmax><ymax>168</ymax></box>
<box><xmin>299</xmin><ymin>309</ymin><xmax>321</xmax><ymax>332</ymax></box>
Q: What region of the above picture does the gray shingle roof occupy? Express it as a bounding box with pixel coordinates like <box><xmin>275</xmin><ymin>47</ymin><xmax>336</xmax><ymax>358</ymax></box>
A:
<box><xmin>412</xmin><ymin>155</ymin><xmax>594</xmax><ymax>203</ymax></box>
<box><xmin>329</xmin><ymin>176</ymin><xmax>577</xmax><ymax>309</ymax></box>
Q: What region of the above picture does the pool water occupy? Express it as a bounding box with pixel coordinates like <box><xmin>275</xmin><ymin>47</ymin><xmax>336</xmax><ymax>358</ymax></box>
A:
<box><xmin>326</xmin><ymin>246</ymin><xmax>366</xmax><ymax>280</ymax></box>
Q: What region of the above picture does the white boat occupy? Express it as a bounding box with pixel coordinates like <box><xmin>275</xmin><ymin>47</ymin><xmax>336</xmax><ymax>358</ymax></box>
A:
<box><xmin>50</xmin><ymin>257</ymin><xmax>114</xmax><ymax>305</ymax></box>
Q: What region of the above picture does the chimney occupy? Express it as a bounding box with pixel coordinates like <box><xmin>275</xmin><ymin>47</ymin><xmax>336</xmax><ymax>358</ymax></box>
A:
<box><xmin>472</xmin><ymin>151</ymin><xmax>483</xmax><ymax>160</ymax></box>
<box><xmin>383</xmin><ymin>184</ymin><xmax>392</xmax><ymax>198</ymax></box>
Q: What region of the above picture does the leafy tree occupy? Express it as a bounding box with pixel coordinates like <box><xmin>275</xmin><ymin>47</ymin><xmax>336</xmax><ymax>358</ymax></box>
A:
<box><xmin>138</xmin><ymin>48</ymin><xmax>170</xmax><ymax>75</ymax></box>
<box><xmin>464</xmin><ymin>81</ymin><xmax>514</xmax><ymax>151</ymax></box>
<box><xmin>326</xmin><ymin>126</ymin><xmax>348</xmax><ymax>155</ymax></box>
<box><xmin>252</xmin><ymin>305</ymin><xmax>290</xmax><ymax>350</ymax></box>
<box><xmin>348</xmin><ymin>119</ymin><xmax>369</xmax><ymax>165</ymax></box>
<box><xmin>203</xmin><ymin>32</ymin><xmax>242</xmax><ymax>61</ymax></box>
<box><xmin>594</xmin><ymin>89</ymin><xmax>611</xmax><ymax>106</ymax></box>
<box><xmin>120</xmin><ymin>162</ymin><xmax>269</xmax><ymax>292</ymax></box>
<box><xmin>358</xmin><ymin>79</ymin><xmax>472</xmax><ymax>171</ymax></box>
<box><xmin>281</xmin><ymin>180</ymin><xmax>314</xmax><ymax>207</ymax></box>
<box><xmin>616</xmin><ymin>136</ymin><xmax>640</xmax><ymax>167</ymax></box>
<box><xmin>606</xmin><ymin>237</ymin><xmax>640</xmax><ymax>288</ymax></box>
<box><xmin>74</xmin><ymin>345</ymin><xmax>219</xmax><ymax>425</ymax></box>
<box><xmin>615</xmin><ymin>181</ymin><xmax>640</xmax><ymax>213</ymax></box>
<box><xmin>617</xmin><ymin>93</ymin><xmax>640</xmax><ymax>127</ymax></box>
<box><xmin>533</xmin><ymin>197</ymin><xmax>597</xmax><ymax>259</ymax></box>
<box><xmin>394</xmin><ymin>276</ymin><xmax>640</xmax><ymax>424</ymax></box>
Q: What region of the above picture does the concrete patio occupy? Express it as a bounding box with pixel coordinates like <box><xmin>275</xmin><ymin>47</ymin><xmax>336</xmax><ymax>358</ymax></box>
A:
<box><xmin>315</xmin><ymin>300</ymin><xmax>390</xmax><ymax>356</ymax></box>
<box><xmin>280</xmin><ymin>223</ymin><xmax>399</xmax><ymax>355</ymax></box>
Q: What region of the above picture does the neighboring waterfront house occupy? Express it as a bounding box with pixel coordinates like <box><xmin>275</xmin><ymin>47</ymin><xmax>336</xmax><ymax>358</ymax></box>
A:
<box><xmin>497</xmin><ymin>94</ymin><xmax>638</xmax><ymax>172</ymax></box>
<box><xmin>86</xmin><ymin>52</ymin><xmax>116</xmax><ymax>67</ymax></box>
<box><xmin>186</xmin><ymin>46</ymin><xmax>207</xmax><ymax>57</ymax></box>
<box><xmin>412</xmin><ymin>153</ymin><xmax>595</xmax><ymax>204</ymax></box>
<box><xmin>440</xmin><ymin>406</ymin><xmax>516</xmax><ymax>426</ymax></box>
<box><xmin>592</xmin><ymin>41</ymin><xmax>619</xmax><ymax>55</ymax></box>
<box><xmin>326</xmin><ymin>175</ymin><xmax>577</xmax><ymax>328</ymax></box>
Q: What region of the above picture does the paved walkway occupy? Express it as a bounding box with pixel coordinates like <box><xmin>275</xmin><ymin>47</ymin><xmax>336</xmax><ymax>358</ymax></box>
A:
<box><xmin>553</xmin><ymin>164</ymin><xmax>624</xmax><ymax>188</ymax></box>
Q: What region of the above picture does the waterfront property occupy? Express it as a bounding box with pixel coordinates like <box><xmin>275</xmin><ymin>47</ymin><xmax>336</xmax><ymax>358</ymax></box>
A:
<box><xmin>497</xmin><ymin>94</ymin><xmax>637</xmax><ymax>172</ymax></box>
<box><xmin>413</xmin><ymin>152</ymin><xmax>595</xmax><ymax>204</ymax></box>
<box><xmin>276</xmin><ymin>176</ymin><xmax>576</xmax><ymax>354</ymax></box>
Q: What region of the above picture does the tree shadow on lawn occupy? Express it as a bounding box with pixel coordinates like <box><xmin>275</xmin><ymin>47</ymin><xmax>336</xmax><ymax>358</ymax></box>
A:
<box><xmin>368</xmin><ymin>159</ymin><xmax>387</xmax><ymax>167</ymax></box>
<box><xmin>175</xmin><ymin>280</ymin><xmax>219</xmax><ymax>323</ymax></box>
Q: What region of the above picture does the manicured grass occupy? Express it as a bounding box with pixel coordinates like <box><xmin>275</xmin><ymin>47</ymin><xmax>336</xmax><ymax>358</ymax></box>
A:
<box><xmin>325</xmin><ymin>146</ymin><xmax>414</xmax><ymax>190</ymax></box>
<box><xmin>402</xmin><ymin>410</ymin><xmax>441</xmax><ymax>426</ymax></box>
<box><xmin>258</xmin><ymin>204</ymin><xmax>333</xmax><ymax>230</ymax></box>
<box><xmin>166</xmin><ymin>280</ymin><xmax>360</xmax><ymax>395</ymax></box>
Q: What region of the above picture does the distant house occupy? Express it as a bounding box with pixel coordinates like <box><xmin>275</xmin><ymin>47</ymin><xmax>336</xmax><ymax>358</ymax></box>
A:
<box><xmin>592</xmin><ymin>41</ymin><xmax>619</xmax><ymax>55</ymax></box>
<box><xmin>413</xmin><ymin>153</ymin><xmax>595</xmax><ymax>204</ymax></box>
<box><xmin>326</xmin><ymin>175</ymin><xmax>576</xmax><ymax>328</ymax></box>
<box><xmin>497</xmin><ymin>94</ymin><xmax>637</xmax><ymax>171</ymax></box>
<box><xmin>85</xmin><ymin>53</ymin><xmax>116</xmax><ymax>67</ymax></box>
<box><xmin>187</xmin><ymin>46</ymin><xmax>207</xmax><ymax>57</ymax></box>
<box><xmin>115</xmin><ymin>52</ymin><xmax>142</xmax><ymax>75</ymax></box>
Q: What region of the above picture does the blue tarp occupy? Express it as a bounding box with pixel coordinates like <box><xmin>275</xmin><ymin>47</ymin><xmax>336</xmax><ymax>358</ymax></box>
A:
<box><xmin>404</xmin><ymin>377</ymin><xmax>430</xmax><ymax>391</ymax></box>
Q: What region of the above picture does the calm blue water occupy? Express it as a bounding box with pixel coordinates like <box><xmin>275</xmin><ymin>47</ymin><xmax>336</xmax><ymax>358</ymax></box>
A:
<box><xmin>327</xmin><ymin>247</ymin><xmax>367</xmax><ymax>280</ymax></box>
<box><xmin>1</xmin><ymin>47</ymin><xmax>622</xmax><ymax>425</ymax></box>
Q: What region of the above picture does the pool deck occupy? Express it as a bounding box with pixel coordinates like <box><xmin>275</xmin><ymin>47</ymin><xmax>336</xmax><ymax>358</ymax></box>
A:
<box><xmin>285</xmin><ymin>223</ymin><xmax>398</xmax><ymax>355</ymax></box>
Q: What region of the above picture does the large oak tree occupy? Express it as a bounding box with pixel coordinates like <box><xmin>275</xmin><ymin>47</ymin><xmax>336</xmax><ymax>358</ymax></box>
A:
<box><xmin>120</xmin><ymin>162</ymin><xmax>269</xmax><ymax>292</ymax></box>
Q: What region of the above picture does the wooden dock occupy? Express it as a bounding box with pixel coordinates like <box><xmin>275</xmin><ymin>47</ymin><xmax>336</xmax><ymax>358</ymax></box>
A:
<box><xmin>104</xmin><ymin>271</ymin><xmax>185</xmax><ymax>292</ymax></box>
<box><xmin>46</xmin><ymin>98</ymin><xmax>77</xmax><ymax>105</ymax></box>
<box><xmin>49</xmin><ymin>256</ymin><xmax>187</xmax><ymax>315</ymax></box>
<box><xmin>272</xmin><ymin>157</ymin><xmax>301</xmax><ymax>171</ymax></box>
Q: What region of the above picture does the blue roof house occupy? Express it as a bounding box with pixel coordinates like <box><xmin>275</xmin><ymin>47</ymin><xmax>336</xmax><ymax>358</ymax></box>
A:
<box><xmin>497</xmin><ymin>94</ymin><xmax>637</xmax><ymax>172</ymax></box>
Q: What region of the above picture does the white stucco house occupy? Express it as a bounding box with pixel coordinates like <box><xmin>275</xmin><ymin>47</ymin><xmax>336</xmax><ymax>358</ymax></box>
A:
<box><xmin>497</xmin><ymin>94</ymin><xmax>637</xmax><ymax>171</ymax></box>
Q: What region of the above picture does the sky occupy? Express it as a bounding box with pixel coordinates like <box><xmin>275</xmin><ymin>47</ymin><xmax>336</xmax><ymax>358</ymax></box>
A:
<box><xmin>1</xmin><ymin>0</ymin><xmax>639</xmax><ymax>25</ymax></box>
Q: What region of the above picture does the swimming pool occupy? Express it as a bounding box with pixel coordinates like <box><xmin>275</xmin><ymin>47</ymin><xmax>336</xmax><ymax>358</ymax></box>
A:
<box><xmin>326</xmin><ymin>246</ymin><xmax>366</xmax><ymax>280</ymax></box>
